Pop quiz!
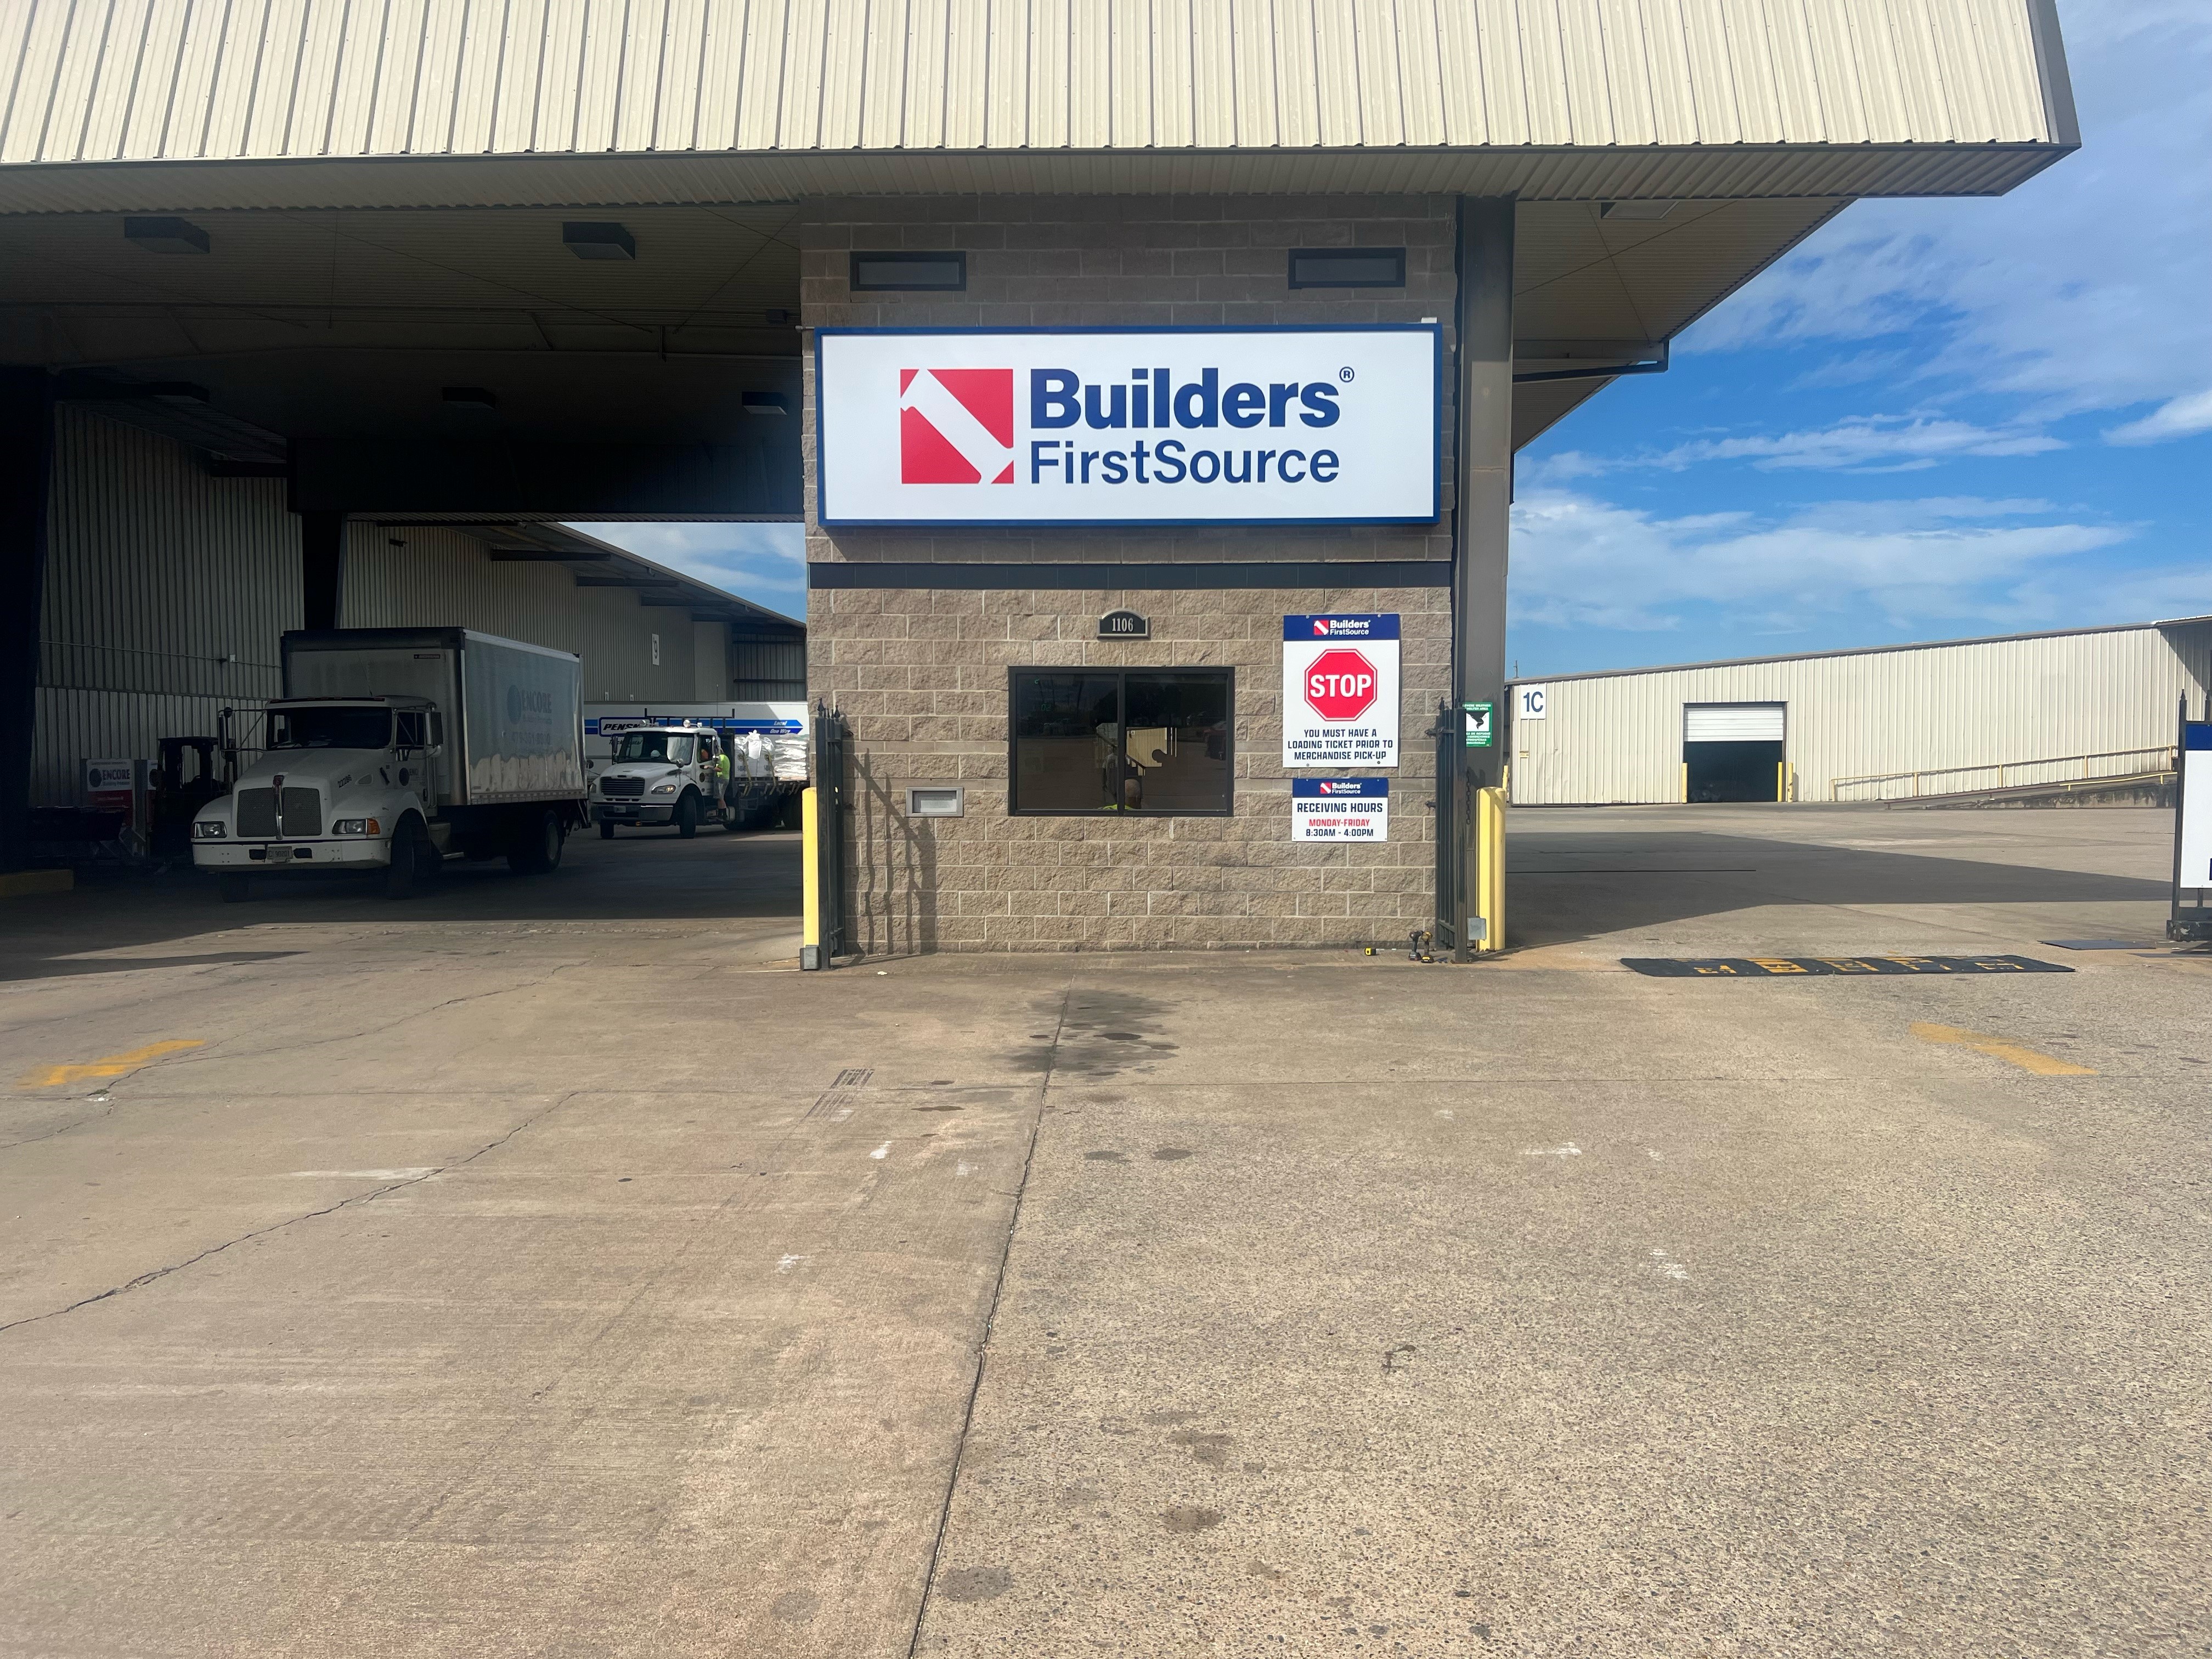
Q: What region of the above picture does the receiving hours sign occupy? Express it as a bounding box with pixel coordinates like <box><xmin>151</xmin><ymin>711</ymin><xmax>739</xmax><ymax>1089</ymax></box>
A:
<box><xmin>1282</xmin><ymin>614</ymin><xmax>1399</xmax><ymax>768</ymax></box>
<box><xmin>1291</xmin><ymin>778</ymin><xmax>1388</xmax><ymax>841</ymax></box>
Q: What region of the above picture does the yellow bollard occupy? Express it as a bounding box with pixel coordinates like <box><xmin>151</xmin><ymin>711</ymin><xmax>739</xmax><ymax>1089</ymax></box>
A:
<box><xmin>800</xmin><ymin>787</ymin><xmax>822</xmax><ymax>969</ymax></box>
<box><xmin>1474</xmin><ymin>785</ymin><xmax>1506</xmax><ymax>953</ymax></box>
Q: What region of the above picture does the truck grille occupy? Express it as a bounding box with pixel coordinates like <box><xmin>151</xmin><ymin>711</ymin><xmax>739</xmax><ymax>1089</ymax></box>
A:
<box><xmin>236</xmin><ymin>787</ymin><xmax>323</xmax><ymax>839</ymax></box>
<box><xmin>600</xmin><ymin>776</ymin><xmax>645</xmax><ymax>798</ymax></box>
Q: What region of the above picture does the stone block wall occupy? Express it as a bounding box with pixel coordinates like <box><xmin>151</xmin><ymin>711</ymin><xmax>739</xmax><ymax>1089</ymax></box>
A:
<box><xmin>818</xmin><ymin>580</ymin><xmax>1448</xmax><ymax>952</ymax></box>
<box><xmin>802</xmin><ymin>194</ymin><xmax>1464</xmax><ymax>951</ymax></box>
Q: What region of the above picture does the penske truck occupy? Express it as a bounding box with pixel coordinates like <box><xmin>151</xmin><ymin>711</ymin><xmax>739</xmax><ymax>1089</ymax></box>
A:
<box><xmin>190</xmin><ymin>628</ymin><xmax>586</xmax><ymax>901</ymax></box>
<box><xmin>585</xmin><ymin>704</ymin><xmax>806</xmax><ymax>835</ymax></box>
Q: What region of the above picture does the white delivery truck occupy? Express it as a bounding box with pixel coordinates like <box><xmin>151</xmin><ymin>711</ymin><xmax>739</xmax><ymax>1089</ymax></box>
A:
<box><xmin>585</xmin><ymin>704</ymin><xmax>807</xmax><ymax>836</ymax></box>
<box><xmin>191</xmin><ymin>628</ymin><xmax>587</xmax><ymax>901</ymax></box>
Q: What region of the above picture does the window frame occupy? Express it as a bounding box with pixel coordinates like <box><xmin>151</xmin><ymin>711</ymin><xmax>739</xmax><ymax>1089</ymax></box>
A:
<box><xmin>849</xmin><ymin>250</ymin><xmax>968</xmax><ymax>292</ymax></box>
<box><xmin>1286</xmin><ymin>246</ymin><xmax>1407</xmax><ymax>290</ymax></box>
<box><xmin>1006</xmin><ymin>665</ymin><xmax>1237</xmax><ymax>818</ymax></box>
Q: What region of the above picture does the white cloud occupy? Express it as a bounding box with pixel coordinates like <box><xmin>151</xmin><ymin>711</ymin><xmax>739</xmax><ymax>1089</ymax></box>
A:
<box><xmin>1533</xmin><ymin>416</ymin><xmax>2063</xmax><ymax>479</ymax></box>
<box><xmin>1509</xmin><ymin>488</ymin><xmax>2131</xmax><ymax>634</ymax></box>
<box><xmin>571</xmin><ymin>522</ymin><xmax>806</xmax><ymax>615</ymax></box>
<box><xmin>2103</xmin><ymin>388</ymin><xmax>2212</xmax><ymax>447</ymax></box>
<box><xmin>1681</xmin><ymin>2</ymin><xmax>2212</xmax><ymax>424</ymax></box>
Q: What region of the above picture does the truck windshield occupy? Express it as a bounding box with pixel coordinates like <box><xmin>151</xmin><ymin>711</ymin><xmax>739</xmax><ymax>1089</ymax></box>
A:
<box><xmin>268</xmin><ymin>707</ymin><xmax>391</xmax><ymax>750</ymax></box>
<box><xmin>614</xmin><ymin>732</ymin><xmax>695</xmax><ymax>764</ymax></box>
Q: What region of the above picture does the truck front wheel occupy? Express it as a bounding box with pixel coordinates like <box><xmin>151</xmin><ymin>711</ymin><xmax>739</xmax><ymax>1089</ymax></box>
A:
<box><xmin>675</xmin><ymin>792</ymin><xmax>700</xmax><ymax>839</ymax></box>
<box><xmin>385</xmin><ymin>822</ymin><xmax>431</xmax><ymax>900</ymax></box>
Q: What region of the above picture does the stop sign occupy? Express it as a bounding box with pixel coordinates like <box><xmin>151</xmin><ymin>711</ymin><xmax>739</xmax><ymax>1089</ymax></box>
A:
<box><xmin>1304</xmin><ymin>648</ymin><xmax>1378</xmax><ymax>720</ymax></box>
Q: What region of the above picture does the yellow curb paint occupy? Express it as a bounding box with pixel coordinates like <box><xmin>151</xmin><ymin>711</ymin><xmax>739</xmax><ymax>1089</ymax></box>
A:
<box><xmin>1910</xmin><ymin>1023</ymin><xmax>2094</xmax><ymax>1077</ymax></box>
<box><xmin>0</xmin><ymin>869</ymin><xmax>72</xmax><ymax>899</ymax></box>
<box><xmin>20</xmin><ymin>1039</ymin><xmax>205</xmax><ymax>1089</ymax></box>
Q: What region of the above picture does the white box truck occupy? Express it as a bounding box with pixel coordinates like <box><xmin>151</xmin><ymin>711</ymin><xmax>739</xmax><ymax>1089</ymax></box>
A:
<box><xmin>584</xmin><ymin>703</ymin><xmax>807</xmax><ymax>834</ymax></box>
<box><xmin>190</xmin><ymin>628</ymin><xmax>586</xmax><ymax>901</ymax></box>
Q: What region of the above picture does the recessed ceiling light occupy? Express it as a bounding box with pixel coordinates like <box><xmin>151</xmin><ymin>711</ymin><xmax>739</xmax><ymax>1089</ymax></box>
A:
<box><xmin>442</xmin><ymin>386</ymin><xmax>498</xmax><ymax>410</ymax></box>
<box><xmin>124</xmin><ymin>216</ymin><xmax>211</xmax><ymax>253</ymax></box>
<box><xmin>743</xmin><ymin>391</ymin><xmax>790</xmax><ymax>416</ymax></box>
<box><xmin>1600</xmin><ymin>200</ymin><xmax>1679</xmax><ymax>222</ymax></box>
<box><xmin>563</xmin><ymin>222</ymin><xmax>636</xmax><ymax>260</ymax></box>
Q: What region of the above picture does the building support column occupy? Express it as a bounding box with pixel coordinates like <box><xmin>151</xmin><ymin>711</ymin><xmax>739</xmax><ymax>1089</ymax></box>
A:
<box><xmin>0</xmin><ymin>369</ymin><xmax>54</xmax><ymax>872</ymax></box>
<box><xmin>1448</xmin><ymin>198</ymin><xmax>1515</xmax><ymax>960</ymax></box>
<box><xmin>301</xmin><ymin>510</ymin><xmax>347</xmax><ymax>630</ymax></box>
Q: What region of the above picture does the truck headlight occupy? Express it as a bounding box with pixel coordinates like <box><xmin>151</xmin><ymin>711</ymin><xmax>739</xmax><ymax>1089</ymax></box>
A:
<box><xmin>651</xmin><ymin>782</ymin><xmax>679</xmax><ymax>795</ymax></box>
<box><xmin>334</xmin><ymin>818</ymin><xmax>380</xmax><ymax>836</ymax></box>
<box><xmin>192</xmin><ymin>820</ymin><xmax>225</xmax><ymax>839</ymax></box>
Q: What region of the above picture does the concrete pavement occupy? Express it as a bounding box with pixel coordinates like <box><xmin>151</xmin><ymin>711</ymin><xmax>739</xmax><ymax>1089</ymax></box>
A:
<box><xmin>3</xmin><ymin>809</ymin><xmax>2207</xmax><ymax>1656</ymax></box>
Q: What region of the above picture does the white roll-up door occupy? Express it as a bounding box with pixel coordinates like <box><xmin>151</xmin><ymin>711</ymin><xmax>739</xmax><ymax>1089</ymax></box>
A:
<box><xmin>1684</xmin><ymin>703</ymin><xmax>1785</xmax><ymax>742</ymax></box>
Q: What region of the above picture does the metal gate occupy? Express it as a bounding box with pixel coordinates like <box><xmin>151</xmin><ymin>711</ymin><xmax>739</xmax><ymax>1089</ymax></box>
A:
<box><xmin>803</xmin><ymin>703</ymin><xmax>849</xmax><ymax>969</ymax></box>
<box><xmin>1432</xmin><ymin>700</ymin><xmax>1460</xmax><ymax>953</ymax></box>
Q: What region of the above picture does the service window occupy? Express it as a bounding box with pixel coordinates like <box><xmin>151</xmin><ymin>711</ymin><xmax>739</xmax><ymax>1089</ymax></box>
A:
<box><xmin>1009</xmin><ymin>669</ymin><xmax>1233</xmax><ymax>816</ymax></box>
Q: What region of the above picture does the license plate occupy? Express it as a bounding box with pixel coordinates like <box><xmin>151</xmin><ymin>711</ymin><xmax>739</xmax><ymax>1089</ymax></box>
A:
<box><xmin>268</xmin><ymin>845</ymin><xmax>295</xmax><ymax>864</ymax></box>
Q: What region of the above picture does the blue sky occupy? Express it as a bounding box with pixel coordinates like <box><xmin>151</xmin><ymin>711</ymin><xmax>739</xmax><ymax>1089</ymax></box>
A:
<box><xmin>590</xmin><ymin>0</ymin><xmax>2209</xmax><ymax>676</ymax></box>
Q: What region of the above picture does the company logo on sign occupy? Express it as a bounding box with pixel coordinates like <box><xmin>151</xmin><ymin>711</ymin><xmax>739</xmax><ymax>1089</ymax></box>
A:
<box><xmin>1317</xmin><ymin>780</ymin><xmax>1374</xmax><ymax>796</ymax></box>
<box><xmin>819</xmin><ymin>328</ymin><xmax>1440</xmax><ymax>527</ymax></box>
<box><xmin>899</xmin><ymin>369</ymin><xmax>1015</xmax><ymax>484</ymax></box>
<box><xmin>1282</xmin><ymin>614</ymin><xmax>1401</xmax><ymax>770</ymax></box>
<box><xmin>1304</xmin><ymin>650</ymin><xmax>1378</xmax><ymax>721</ymax></box>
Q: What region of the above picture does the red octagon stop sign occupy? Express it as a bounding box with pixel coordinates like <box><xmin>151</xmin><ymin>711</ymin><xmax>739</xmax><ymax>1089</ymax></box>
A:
<box><xmin>1304</xmin><ymin>648</ymin><xmax>1378</xmax><ymax>721</ymax></box>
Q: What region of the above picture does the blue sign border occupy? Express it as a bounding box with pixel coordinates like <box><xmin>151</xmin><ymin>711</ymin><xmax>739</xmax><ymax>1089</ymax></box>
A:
<box><xmin>814</xmin><ymin>324</ymin><xmax>1443</xmax><ymax>531</ymax></box>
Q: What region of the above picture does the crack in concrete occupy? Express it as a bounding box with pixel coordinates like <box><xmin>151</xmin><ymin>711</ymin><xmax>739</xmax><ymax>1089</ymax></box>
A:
<box><xmin>0</xmin><ymin>1099</ymin><xmax>118</xmax><ymax>1150</ymax></box>
<box><xmin>905</xmin><ymin>985</ymin><xmax>1070</xmax><ymax>1658</ymax></box>
<box><xmin>0</xmin><ymin>1092</ymin><xmax>578</xmax><ymax>1340</ymax></box>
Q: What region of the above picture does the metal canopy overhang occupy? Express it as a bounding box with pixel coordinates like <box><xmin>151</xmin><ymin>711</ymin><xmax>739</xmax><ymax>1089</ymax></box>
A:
<box><xmin>0</xmin><ymin>143</ymin><xmax>2068</xmax><ymax>217</ymax></box>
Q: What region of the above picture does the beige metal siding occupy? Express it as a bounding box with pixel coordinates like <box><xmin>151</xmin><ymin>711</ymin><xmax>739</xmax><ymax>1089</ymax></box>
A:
<box><xmin>729</xmin><ymin>637</ymin><xmax>807</xmax><ymax>698</ymax></box>
<box><xmin>3</xmin><ymin>0</ymin><xmax>2064</xmax><ymax>170</ymax></box>
<box><xmin>340</xmin><ymin>526</ymin><xmax>704</xmax><ymax>705</ymax></box>
<box><xmin>1510</xmin><ymin>628</ymin><xmax>2211</xmax><ymax>805</ymax></box>
<box><xmin>33</xmin><ymin>408</ymin><xmax>296</xmax><ymax>806</ymax></box>
<box><xmin>30</xmin><ymin>413</ymin><xmax>743</xmax><ymax>803</ymax></box>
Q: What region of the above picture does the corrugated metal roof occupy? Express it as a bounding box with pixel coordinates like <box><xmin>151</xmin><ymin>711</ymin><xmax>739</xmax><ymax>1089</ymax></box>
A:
<box><xmin>1513</xmin><ymin>617</ymin><xmax>2208</xmax><ymax>687</ymax></box>
<box><xmin>0</xmin><ymin>1</ymin><xmax>2074</xmax><ymax>211</ymax></box>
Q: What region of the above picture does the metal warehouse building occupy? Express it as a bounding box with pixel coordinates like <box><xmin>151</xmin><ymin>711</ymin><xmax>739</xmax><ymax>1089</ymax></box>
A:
<box><xmin>32</xmin><ymin>399</ymin><xmax>803</xmax><ymax>816</ymax></box>
<box><xmin>1509</xmin><ymin>617</ymin><xmax>2212</xmax><ymax>807</ymax></box>
<box><xmin>0</xmin><ymin>0</ymin><xmax>2082</xmax><ymax>953</ymax></box>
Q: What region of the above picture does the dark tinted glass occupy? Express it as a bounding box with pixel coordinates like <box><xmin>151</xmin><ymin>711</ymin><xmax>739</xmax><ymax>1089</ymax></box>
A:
<box><xmin>1013</xmin><ymin>674</ymin><xmax>1122</xmax><ymax>811</ymax></box>
<box><xmin>1122</xmin><ymin>673</ymin><xmax>1232</xmax><ymax>813</ymax></box>
<box><xmin>1286</xmin><ymin>247</ymin><xmax>1406</xmax><ymax>289</ymax></box>
<box><xmin>1011</xmin><ymin>670</ymin><xmax>1232</xmax><ymax>815</ymax></box>
<box><xmin>269</xmin><ymin>707</ymin><xmax>390</xmax><ymax>750</ymax></box>
<box><xmin>850</xmin><ymin>251</ymin><xmax>967</xmax><ymax>291</ymax></box>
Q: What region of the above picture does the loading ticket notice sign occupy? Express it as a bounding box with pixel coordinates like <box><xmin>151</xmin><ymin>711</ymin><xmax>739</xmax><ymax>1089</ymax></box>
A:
<box><xmin>1292</xmin><ymin>778</ymin><xmax>1388</xmax><ymax>842</ymax></box>
<box><xmin>1282</xmin><ymin>613</ymin><xmax>1400</xmax><ymax>768</ymax></box>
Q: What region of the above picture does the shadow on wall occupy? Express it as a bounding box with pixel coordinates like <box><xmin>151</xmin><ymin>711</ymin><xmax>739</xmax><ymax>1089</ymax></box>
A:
<box><xmin>851</xmin><ymin>754</ymin><xmax>939</xmax><ymax>956</ymax></box>
<box><xmin>1507</xmin><ymin>830</ymin><xmax>2174</xmax><ymax>949</ymax></box>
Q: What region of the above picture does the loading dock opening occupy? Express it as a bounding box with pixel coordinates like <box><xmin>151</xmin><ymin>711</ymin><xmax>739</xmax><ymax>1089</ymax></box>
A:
<box><xmin>1685</xmin><ymin>704</ymin><xmax>1786</xmax><ymax>804</ymax></box>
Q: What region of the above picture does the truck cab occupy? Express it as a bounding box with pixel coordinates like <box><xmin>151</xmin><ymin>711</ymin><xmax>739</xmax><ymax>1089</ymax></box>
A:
<box><xmin>190</xmin><ymin>696</ymin><xmax>448</xmax><ymax>899</ymax></box>
<box><xmin>592</xmin><ymin>722</ymin><xmax>731</xmax><ymax>837</ymax></box>
<box><xmin>189</xmin><ymin>627</ymin><xmax>590</xmax><ymax>902</ymax></box>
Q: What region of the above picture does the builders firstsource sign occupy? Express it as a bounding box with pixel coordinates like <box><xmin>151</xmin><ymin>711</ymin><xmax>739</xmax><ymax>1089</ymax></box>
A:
<box><xmin>815</xmin><ymin>327</ymin><xmax>1440</xmax><ymax>526</ymax></box>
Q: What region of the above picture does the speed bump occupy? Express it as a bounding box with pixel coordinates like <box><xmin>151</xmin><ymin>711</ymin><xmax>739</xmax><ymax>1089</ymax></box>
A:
<box><xmin>1622</xmin><ymin>955</ymin><xmax>2070</xmax><ymax>978</ymax></box>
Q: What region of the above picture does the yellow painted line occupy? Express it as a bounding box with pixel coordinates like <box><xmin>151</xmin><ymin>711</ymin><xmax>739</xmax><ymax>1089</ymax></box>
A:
<box><xmin>19</xmin><ymin>1039</ymin><xmax>205</xmax><ymax>1089</ymax></box>
<box><xmin>1910</xmin><ymin>1023</ymin><xmax>2094</xmax><ymax>1077</ymax></box>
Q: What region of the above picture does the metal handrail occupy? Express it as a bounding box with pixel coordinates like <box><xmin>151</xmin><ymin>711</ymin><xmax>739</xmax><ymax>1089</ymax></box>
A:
<box><xmin>1830</xmin><ymin>746</ymin><xmax>2176</xmax><ymax>802</ymax></box>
